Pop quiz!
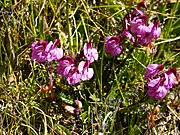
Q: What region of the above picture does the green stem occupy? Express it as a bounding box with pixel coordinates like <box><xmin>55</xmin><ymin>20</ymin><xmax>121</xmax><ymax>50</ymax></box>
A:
<box><xmin>156</xmin><ymin>2</ymin><xmax>179</xmax><ymax>59</ymax></box>
<box><xmin>100</xmin><ymin>45</ymin><xmax>105</xmax><ymax>97</ymax></box>
<box><xmin>113</xmin><ymin>59</ymin><xmax>126</xmax><ymax>106</ymax></box>
<box><xmin>66</xmin><ymin>0</ymin><xmax>73</xmax><ymax>56</ymax></box>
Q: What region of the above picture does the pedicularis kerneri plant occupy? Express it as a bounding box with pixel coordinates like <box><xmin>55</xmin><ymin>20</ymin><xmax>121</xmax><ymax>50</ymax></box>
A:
<box><xmin>32</xmin><ymin>39</ymin><xmax>98</xmax><ymax>85</ymax></box>
<box><xmin>105</xmin><ymin>2</ymin><xmax>161</xmax><ymax>56</ymax></box>
<box><xmin>31</xmin><ymin>39</ymin><xmax>63</xmax><ymax>62</ymax></box>
<box><xmin>31</xmin><ymin>39</ymin><xmax>98</xmax><ymax>99</ymax></box>
<box><xmin>104</xmin><ymin>1</ymin><xmax>178</xmax><ymax>100</ymax></box>
<box><xmin>144</xmin><ymin>64</ymin><xmax>178</xmax><ymax>100</ymax></box>
<box><xmin>56</xmin><ymin>40</ymin><xmax>98</xmax><ymax>85</ymax></box>
<box><xmin>31</xmin><ymin>2</ymin><xmax>178</xmax><ymax>101</ymax></box>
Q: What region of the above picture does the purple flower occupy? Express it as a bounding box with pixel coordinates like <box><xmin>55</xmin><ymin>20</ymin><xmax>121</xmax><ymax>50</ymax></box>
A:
<box><xmin>144</xmin><ymin>64</ymin><xmax>164</xmax><ymax>79</ymax></box>
<box><xmin>31</xmin><ymin>40</ymin><xmax>48</xmax><ymax>63</ymax></box>
<box><xmin>31</xmin><ymin>39</ymin><xmax>63</xmax><ymax>63</ymax></box>
<box><xmin>130</xmin><ymin>16</ymin><xmax>148</xmax><ymax>35</ymax></box>
<box><xmin>145</xmin><ymin>64</ymin><xmax>178</xmax><ymax>100</ymax></box>
<box><xmin>150</xmin><ymin>21</ymin><xmax>161</xmax><ymax>39</ymax></box>
<box><xmin>56</xmin><ymin>40</ymin><xmax>98</xmax><ymax>85</ymax></box>
<box><xmin>136</xmin><ymin>22</ymin><xmax>161</xmax><ymax>46</ymax></box>
<box><xmin>56</xmin><ymin>56</ymin><xmax>95</xmax><ymax>85</ymax></box>
<box><xmin>122</xmin><ymin>9</ymin><xmax>149</xmax><ymax>45</ymax></box>
<box><xmin>121</xmin><ymin>29</ymin><xmax>135</xmax><ymax>42</ymax></box>
<box><xmin>83</xmin><ymin>40</ymin><xmax>98</xmax><ymax>63</ymax></box>
<box><xmin>147</xmin><ymin>77</ymin><xmax>168</xmax><ymax>100</ymax></box>
<box><xmin>78</xmin><ymin>61</ymin><xmax>94</xmax><ymax>81</ymax></box>
<box><xmin>56</xmin><ymin>55</ymin><xmax>74</xmax><ymax>77</ymax></box>
<box><xmin>56</xmin><ymin>56</ymin><xmax>82</xmax><ymax>85</ymax></box>
<box><xmin>66</xmin><ymin>66</ymin><xmax>82</xmax><ymax>85</ymax></box>
<box><xmin>121</xmin><ymin>18</ymin><xmax>135</xmax><ymax>42</ymax></box>
<box><xmin>164</xmin><ymin>68</ymin><xmax>179</xmax><ymax>90</ymax></box>
<box><xmin>122</xmin><ymin>2</ymin><xmax>161</xmax><ymax>46</ymax></box>
<box><xmin>105</xmin><ymin>36</ymin><xmax>122</xmax><ymax>56</ymax></box>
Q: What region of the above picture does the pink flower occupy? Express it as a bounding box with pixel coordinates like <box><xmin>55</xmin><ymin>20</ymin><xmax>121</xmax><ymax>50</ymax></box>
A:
<box><xmin>144</xmin><ymin>64</ymin><xmax>164</xmax><ymax>79</ymax></box>
<box><xmin>130</xmin><ymin>16</ymin><xmax>148</xmax><ymax>35</ymax></box>
<box><xmin>145</xmin><ymin>64</ymin><xmax>178</xmax><ymax>100</ymax></box>
<box><xmin>164</xmin><ymin>68</ymin><xmax>179</xmax><ymax>90</ymax></box>
<box><xmin>31</xmin><ymin>39</ymin><xmax>63</xmax><ymax>63</ymax></box>
<box><xmin>56</xmin><ymin>56</ymin><xmax>82</xmax><ymax>85</ymax></box>
<box><xmin>31</xmin><ymin>40</ymin><xmax>48</xmax><ymax>63</ymax></box>
<box><xmin>66</xmin><ymin>67</ymin><xmax>82</xmax><ymax>85</ymax></box>
<box><xmin>122</xmin><ymin>2</ymin><xmax>161</xmax><ymax>46</ymax></box>
<box><xmin>121</xmin><ymin>29</ymin><xmax>135</xmax><ymax>42</ymax></box>
<box><xmin>122</xmin><ymin>9</ymin><xmax>148</xmax><ymax>45</ymax></box>
<box><xmin>150</xmin><ymin>21</ymin><xmax>161</xmax><ymax>39</ymax></box>
<box><xmin>78</xmin><ymin>61</ymin><xmax>94</xmax><ymax>81</ymax></box>
<box><xmin>105</xmin><ymin>36</ymin><xmax>122</xmax><ymax>56</ymax></box>
<box><xmin>56</xmin><ymin>55</ymin><xmax>74</xmax><ymax>77</ymax></box>
<box><xmin>56</xmin><ymin>40</ymin><xmax>98</xmax><ymax>85</ymax></box>
<box><xmin>56</xmin><ymin>56</ymin><xmax>95</xmax><ymax>85</ymax></box>
<box><xmin>83</xmin><ymin>40</ymin><xmax>98</xmax><ymax>63</ymax></box>
<box><xmin>147</xmin><ymin>77</ymin><xmax>168</xmax><ymax>100</ymax></box>
<box><xmin>136</xmin><ymin>22</ymin><xmax>161</xmax><ymax>46</ymax></box>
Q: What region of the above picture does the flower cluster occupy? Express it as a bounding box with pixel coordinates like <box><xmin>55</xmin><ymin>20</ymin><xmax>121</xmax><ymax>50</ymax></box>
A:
<box><xmin>144</xmin><ymin>64</ymin><xmax>178</xmax><ymax>100</ymax></box>
<box><xmin>31</xmin><ymin>39</ymin><xmax>98</xmax><ymax>85</ymax></box>
<box><xmin>31</xmin><ymin>39</ymin><xmax>63</xmax><ymax>62</ymax></box>
<box><xmin>122</xmin><ymin>2</ymin><xmax>161</xmax><ymax>46</ymax></box>
<box><xmin>56</xmin><ymin>40</ymin><xmax>98</xmax><ymax>85</ymax></box>
<box><xmin>105</xmin><ymin>2</ymin><xmax>161</xmax><ymax>56</ymax></box>
<box><xmin>31</xmin><ymin>2</ymin><xmax>178</xmax><ymax>102</ymax></box>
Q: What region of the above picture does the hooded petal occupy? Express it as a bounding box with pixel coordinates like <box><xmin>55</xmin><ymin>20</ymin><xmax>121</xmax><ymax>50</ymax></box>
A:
<box><xmin>105</xmin><ymin>36</ymin><xmax>122</xmax><ymax>56</ymax></box>
<box><xmin>78</xmin><ymin>61</ymin><xmax>94</xmax><ymax>81</ymax></box>
<box><xmin>83</xmin><ymin>40</ymin><xmax>98</xmax><ymax>63</ymax></box>
<box><xmin>53</xmin><ymin>48</ymin><xmax>63</xmax><ymax>60</ymax></box>
<box><xmin>147</xmin><ymin>77</ymin><xmax>167</xmax><ymax>100</ymax></box>
<box><xmin>144</xmin><ymin>64</ymin><xmax>164</xmax><ymax>79</ymax></box>
<box><xmin>164</xmin><ymin>68</ymin><xmax>178</xmax><ymax>90</ymax></box>
<box><xmin>45</xmin><ymin>41</ymin><xmax>54</xmax><ymax>53</ymax></box>
<box><xmin>47</xmin><ymin>48</ymin><xmax>63</xmax><ymax>61</ymax></box>
<box><xmin>121</xmin><ymin>29</ymin><xmax>135</xmax><ymax>42</ymax></box>
<box><xmin>31</xmin><ymin>40</ymin><xmax>48</xmax><ymax>63</ymax></box>
<box><xmin>56</xmin><ymin>56</ymin><xmax>74</xmax><ymax>77</ymax></box>
<box><xmin>151</xmin><ymin>21</ymin><xmax>161</xmax><ymax>39</ymax></box>
<box><xmin>81</xmin><ymin>68</ymin><xmax>94</xmax><ymax>81</ymax></box>
<box><xmin>66</xmin><ymin>67</ymin><xmax>82</xmax><ymax>85</ymax></box>
<box><xmin>137</xmin><ymin>1</ymin><xmax>147</xmax><ymax>9</ymax></box>
<box><xmin>53</xmin><ymin>38</ymin><xmax>60</xmax><ymax>48</ymax></box>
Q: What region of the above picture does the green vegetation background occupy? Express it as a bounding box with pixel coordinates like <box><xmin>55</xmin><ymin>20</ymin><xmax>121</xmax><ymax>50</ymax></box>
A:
<box><xmin>0</xmin><ymin>0</ymin><xmax>179</xmax><ymax>134</ymax></box>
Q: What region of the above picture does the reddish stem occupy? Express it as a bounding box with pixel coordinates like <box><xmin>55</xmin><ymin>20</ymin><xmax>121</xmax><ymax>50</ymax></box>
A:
<box><xmin>49</xmin><ymin>66</ymin><xmax>54</xmax><ymax>100</ymax></box>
